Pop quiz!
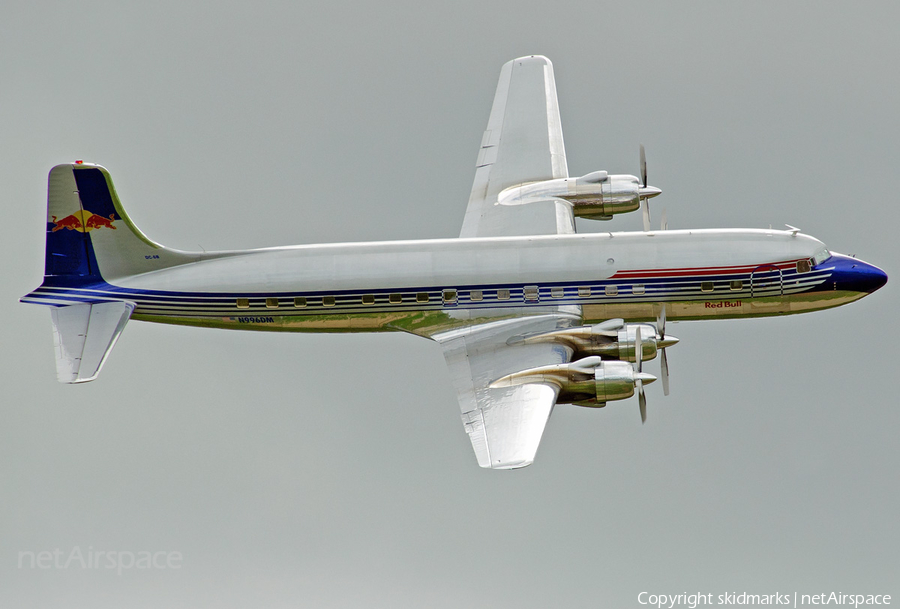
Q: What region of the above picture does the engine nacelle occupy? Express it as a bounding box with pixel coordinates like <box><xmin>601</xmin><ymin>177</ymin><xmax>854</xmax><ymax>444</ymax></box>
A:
<box><xmin>489</xmin><ymin>357</ymin><xmax>656</xmax><ymax>407</ymax></box>
<box><xmin>567</xmin><ymin>173</ymin><xmax>643</xmax><ymax>220</ymax></box>
<box><xmin>593</xmin><ymin>323</ymin><xmax>659</xmax><ymax>362</ymax></box>
<box><xmin>509</xmin><ymin>322</ymin><xmax>677</xmax><ymax>362</ymax></box>
<box><xmin>496</xmin><ymin>171</ymin><xmax>660</xmax><ymax>221</ymax></box>
<box><xmin>593</xmin><ymin>360</ymin><xmax>642</xmax><ymax>402</ymax></box>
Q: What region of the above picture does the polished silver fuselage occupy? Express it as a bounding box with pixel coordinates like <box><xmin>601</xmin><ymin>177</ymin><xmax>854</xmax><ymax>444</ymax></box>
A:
<box><xmin>44</xmin><ymin>227</ymin><xmax>862</xmax><ymax>337</ymax></box>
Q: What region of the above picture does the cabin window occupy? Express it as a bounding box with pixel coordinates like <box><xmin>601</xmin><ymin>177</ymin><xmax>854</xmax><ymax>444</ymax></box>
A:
<box><xmin>701</xmin><ymin>282</ymin><xmax>714</xmax><ymax>293</ymax></box>
<box><xmin>578</xmin><ymin>286</ymin><xmax>591</xmax><ymax>297</ymax></box>
<box><xmin>605</xmin><ymin>285</ymin><xmax>618</xmax><ymax>296</ymax></box>
<box><xmin>796</xmin><ymin>259</ymin><xmax>811</xmax><ymax>273</ymax></box>
<box><xmin>236</xmin><ymin>298</ymin><xmax>250</xmax><ymax>309</ymax></box>
<box><xmin>730</xmin><ymin>280</ymin><xmax>743</xmax><ymax>291</ymax></box>
<box><xmin>389</xmin><ymin>293</ymin><xmax>402</xmax><ymax>304</ymax></box>
<box><xmin>362</xmin><ymin>294</ymin><xmax>375</xmax><ymax>305</ymax></box>
<box><xmin>523</xmin><ymin>286</ymin><xmax>539</xmax><ymax>301</ymax></box>
<box><xmin>470</xmin><ymin>290</ymin><xmax>483</xmax><ymax>301</ymax></box>
<box><xmin>443</xmin><ymin>289</ymin><xmax>457</xmax><ymax>304</ymax></box>
<box><xmin>550</xmin><ymin>287</ymin><xmax>564</xmax><ymax>298</ymax></box>
<box><xmin>265</xmin><ymin>297</ymin><xmax>279</xmax><ymax>309</ymax></box>
<box><xmin>294</xmin><ymin>297</ymin><xmax>307</xmax><ymax>308</ymax></box>
<box><xmin>323</xmin><ymin>296</ymin><xmax>336</xmax><ymax>307</ymax></box>
<box><xmin>497</xmin><ymin>289</ymin><xmax>510</xmax><ymax>300</ymax></box>
<box><xmin>416</xmin><ymin>292</ymin><xmax>430</xmax><ymax>303</ymax></box>
<box><xmin>632</xmin><ymin>284</ymin><xmax>645</xmax><ymax>295</ymax></box>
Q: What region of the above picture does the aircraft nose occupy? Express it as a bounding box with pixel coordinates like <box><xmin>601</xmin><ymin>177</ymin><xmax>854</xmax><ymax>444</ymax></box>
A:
<box><xmin>828</xmin><ymin>254</ymin><xmax>888</xmax><ymax>294</ymax></box>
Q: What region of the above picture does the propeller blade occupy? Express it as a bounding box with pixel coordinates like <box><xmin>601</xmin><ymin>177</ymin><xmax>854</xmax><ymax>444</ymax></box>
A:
<box><xmin>638</xmin><ymin>145</ymin><xmax>661</xmax><ymax>231</ymax></box>
<box><xmin>638</xmin><ymin>380</ymin><xmax>647</xmax><ymax>423</ymax></box>
<box><xmin>635</xmin><ymin>324</ymin><xmax>648</xmax><ymax>422</ymax></box>
<box><xmin>657</xmin><ymin>303</ymin><xmax>671</xmax><ymax>396</ymax></box>
<box><xmin>640</xmin><ymin>144</ymin><xmax>647</xmax><ymax>187</ymax></box>
<box><xmin>660</xmin><ymin>348</ymin><xmax>670</xmax><ymax>396</ymax></box>
<box><xmin>660</xmin><ymin>208</ymin><xmax>668</xmax><ymax>231</ymax></box>
<box><xmin>635</xmin><ymin>325</ymin><xmax>642</xmax><ymax>372</ymax></box>
<box><xmin>656</xmin><ymin>304</ymin><xmax>667</xmax><ymax>339</ymax></box>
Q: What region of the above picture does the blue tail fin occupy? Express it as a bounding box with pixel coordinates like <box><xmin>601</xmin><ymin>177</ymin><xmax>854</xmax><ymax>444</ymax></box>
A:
<box><xmin>39</xmin><ymin>162</ymin><xmax>193</xmax><ymax>288</ymax></box>
<box><xmin>44</xmin><ymin>163</ymin><xmax>102</xmax><ymax>281</ymax></box>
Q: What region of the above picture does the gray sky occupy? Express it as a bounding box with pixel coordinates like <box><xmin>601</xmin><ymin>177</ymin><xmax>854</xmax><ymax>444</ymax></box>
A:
<box><xmin>2</xmin><ymin>2</ymin><xmax>898</xmax><ymax>607</ymax></box>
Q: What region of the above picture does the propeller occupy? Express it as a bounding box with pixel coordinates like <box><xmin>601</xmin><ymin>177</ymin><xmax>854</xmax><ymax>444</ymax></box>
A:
<box><xmin>656</xmin><ymin>304</ymin><xmax>679</xmax><ymax>396</ymax></box>
<box><xmin>633</xmin><ymin>325</ymin><xmax>653</xmax><ymax>423</ymax></box>
<box><xmin>634</xmin><ymin>325</ymin><xmax>645</xmax><ymax>422</ymax></box>
<box><xmin>630</xmin><ymin>326</ymin><xmax>661</xmax><ymax>423</ymax></box>
<box><xmin>638</xmin><ymin>144</ymin><xmax>662</xmax><ymax>232</ymax></box>
<box><xmin>640</xmin><ymin>144</ymin><xmax>647</xmax><ymax>187</ymax></box>
<box><xmin>640</xmin><ymin>145</ymin><xmax>650</xmax><ymax>232</ymax></box>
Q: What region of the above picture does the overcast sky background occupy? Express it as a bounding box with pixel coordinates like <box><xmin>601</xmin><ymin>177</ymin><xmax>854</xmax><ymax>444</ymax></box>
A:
<box><xmin>2</xmin><ymin>2</ymin><xmax>898</xmax><ymax>607</ymax></box>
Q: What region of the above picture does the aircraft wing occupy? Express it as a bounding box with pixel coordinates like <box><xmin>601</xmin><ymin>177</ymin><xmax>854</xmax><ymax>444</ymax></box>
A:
<box><xmin>436</xmin><ymin>57</ymin><xmax>583</xmax><ymax>468</ymax></box>
<box><xmin>434</xmin><ymin>313</ymin><xmax>579</xmax><ymax>469</ymax></box>
<box><xmin>460</xmin><ymin>55</ymin><xmax>573</xmax><ymax>238</ymax></box>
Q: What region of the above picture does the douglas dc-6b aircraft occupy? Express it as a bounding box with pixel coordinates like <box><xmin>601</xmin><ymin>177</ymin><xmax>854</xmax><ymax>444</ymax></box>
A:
<box><xmin>22</xmin><ymin>56</ymin><xmax>887</xmax><ymax>469</ymax></box>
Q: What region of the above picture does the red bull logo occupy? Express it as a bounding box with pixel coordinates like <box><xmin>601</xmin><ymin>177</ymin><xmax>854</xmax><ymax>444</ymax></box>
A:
<box><xmin>51</xmin><ymin>210</ymin><xmax>117</xmax><ymax>233</ymax></box>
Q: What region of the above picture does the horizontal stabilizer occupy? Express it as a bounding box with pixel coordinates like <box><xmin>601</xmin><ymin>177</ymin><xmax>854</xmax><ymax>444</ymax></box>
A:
<box><xmin>50</xmin><ymin>301</ymin><xmax>135</xmax><ymax>383</ymax></box>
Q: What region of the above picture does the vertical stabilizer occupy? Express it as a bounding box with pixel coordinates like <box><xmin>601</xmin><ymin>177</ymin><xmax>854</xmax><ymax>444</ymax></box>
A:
<box><xmin>42</xmin><ymin>162</ymin><xmax>194</xmax><ymax>285</ymax></box>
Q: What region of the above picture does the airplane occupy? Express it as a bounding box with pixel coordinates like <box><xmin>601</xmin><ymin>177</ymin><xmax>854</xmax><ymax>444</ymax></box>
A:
<box><xmin>22</xmin><ymin>55</ymin><xmax>887</xmax><ymax>469</ymax></box>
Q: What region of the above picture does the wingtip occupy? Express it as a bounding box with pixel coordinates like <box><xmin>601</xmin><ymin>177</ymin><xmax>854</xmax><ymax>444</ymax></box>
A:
<box><xmin>489</xmin><ymin>458</ymin><xmax>535</xmax><ymax>470</ymax></box>
<box><xmin>511</xmin><ymin>55</ymin><xmax>552</xmax><ymax>66</ymax></box>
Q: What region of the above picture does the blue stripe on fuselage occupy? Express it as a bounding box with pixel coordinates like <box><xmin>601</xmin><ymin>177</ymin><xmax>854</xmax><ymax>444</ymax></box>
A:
<box><xmin>23</xmin><ymin>265</ymin><xmax>835</xmax><ymax>315</ymax></box>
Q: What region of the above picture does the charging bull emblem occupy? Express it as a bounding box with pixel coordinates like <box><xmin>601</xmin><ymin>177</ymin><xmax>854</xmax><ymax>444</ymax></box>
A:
<box><xmin>51</xmin><ymin>210</ymin><xmax>117</xmax><ymax>232</ymax></box>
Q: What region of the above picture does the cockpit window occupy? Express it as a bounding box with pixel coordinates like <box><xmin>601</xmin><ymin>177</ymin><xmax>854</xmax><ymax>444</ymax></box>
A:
<box><xmin>812</xmin><ymin>248</ymin><xmax>831</xmax><ymax>266</ymax></box>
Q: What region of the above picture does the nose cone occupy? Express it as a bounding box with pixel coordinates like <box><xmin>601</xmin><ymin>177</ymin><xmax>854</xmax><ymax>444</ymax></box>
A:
<box><xmin>635</xmin><ymin>372</ymin><xmax>657</xmax><ymax>385</ymax></box>
<box><xmin>639</xmin><ymin>185</ymin><xmax>662</xmax><ymax>199</ymax></box>
<box><xmin>828</xmin><ymin>254</ymin><xmax>888</xmax><ymax>294</ymax></box>
<box><xmin>658</xmin><ymin>336</ymin><xmax>679</xmax><ymax>349</ymax></box>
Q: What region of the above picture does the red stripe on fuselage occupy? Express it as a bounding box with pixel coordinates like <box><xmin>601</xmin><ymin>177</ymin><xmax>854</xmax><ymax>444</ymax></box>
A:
<box><xmin>611</xmin><ymin>259</ymin><xmax>804</xmax><ymax>280</ymax></box>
